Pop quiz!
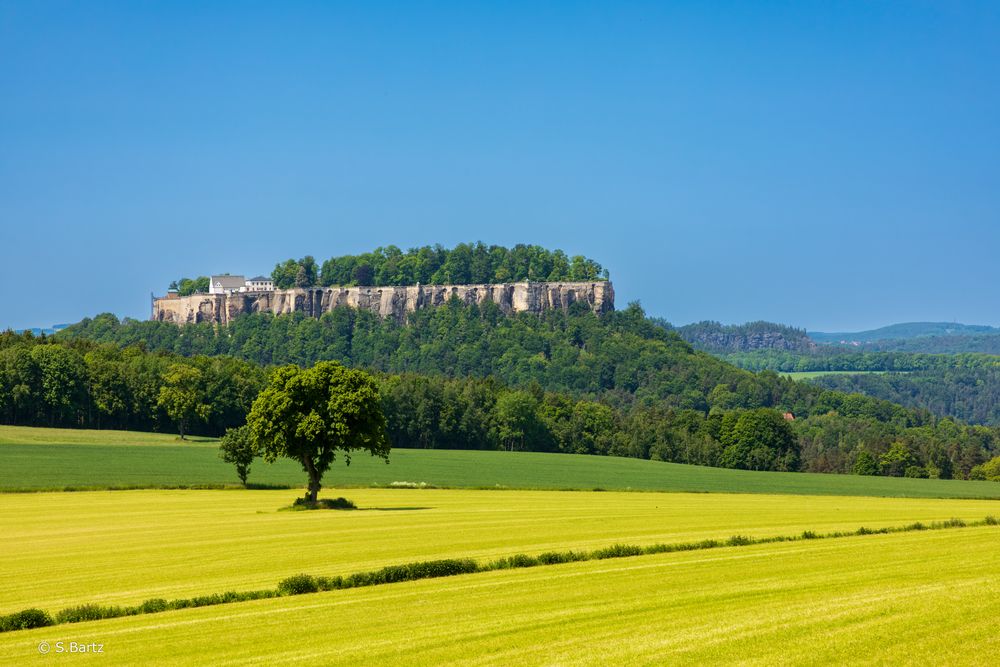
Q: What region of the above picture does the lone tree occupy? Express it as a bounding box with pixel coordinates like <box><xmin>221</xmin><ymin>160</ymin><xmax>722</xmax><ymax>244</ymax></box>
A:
<box><xmin>247</xmin><ymin>361</ymin><xmax>389</xmax><ymax>503</ymax></box>
<box><xmin>157</xmin><ymin>364</ymin><xmax>210</xmax><ymax>440</ymax></box>
<box><xmin>219</xmin><ymin>425</ymin><xmax>255</xmax><ymax>486</ymax></box>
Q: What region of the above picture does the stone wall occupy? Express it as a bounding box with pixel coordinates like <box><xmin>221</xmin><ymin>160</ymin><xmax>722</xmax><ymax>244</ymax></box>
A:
<box><xmin>152</xmin><ymin>282</ymin><xmax>615</xmax><ymax>325</ymax></box>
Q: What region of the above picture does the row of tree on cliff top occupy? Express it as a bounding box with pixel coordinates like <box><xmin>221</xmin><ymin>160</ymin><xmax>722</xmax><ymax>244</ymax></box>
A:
<box><xmin>51</xmin><ymin>303</ymin><xmax>1000</xmax><ymax>478</ymax></box>
<box><xmin>169</xmin><ymin>243</ymin><xmax>608</xmax><ymax>295</ymax></box>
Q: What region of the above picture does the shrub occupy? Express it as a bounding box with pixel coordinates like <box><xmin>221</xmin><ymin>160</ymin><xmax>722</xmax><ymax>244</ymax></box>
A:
<box><xmin>801</xmin><ymin>530</ymin><xmax>819</xmax><ymax>540</ymax></box>
<box><xmin>487</xmin><ymin>554</ymin><xmax>540</xmax><ymax>570</ymax></box>
<box><xmin>278</xmin><ymin>575</ymin><xmax>320</xmax><ymax>596</ymax></box>
<box><xmin>904</xmin><ymin>465</ymin><xmax>929</xmax><ymax>479</ymax></box>
<box><xmin>591</xmin><ymin>544</ymin><xmax>643</xmax><ymax>559</ymax></box>
<box><xmin>291</xmin><ymin>497</ymin><xmax>357</xmax><ymax>510</ymax></box>
<box><xmin>56</xmin><ymin>604</ymin><xmax>128</xmax><ymax>624</ymax></box>
<box><xmin>725</xmin><ymin>535</ymin><xmax>754</xmax><ymax>547</ymax></box>
<box><xmin>985</xmin><ymin>515</ymin><xmax>998</xmax><ymax>526</ymax></box>
<box><xmin>537</xmin><ymin>551</ymin><xmax>585</xmax><ymax>565</ymax></box>
<box><xmin>343</xmin><ymin>558</ymin><xmax>478</xmax><ymax>587</ymax></box>
<box><xmin>137</xmin><ymin>598</ymin><xmax>169</xmax><ymax>614</ymax></box>
<box><xmin>0</xmin><ymin>608</ymin><xmax>54</xmax><ymax>633</ymax></box>
<box><xmin>316</xmin><ymin>576</ymin><xmax>345</xmax><ymax>591</ymax></box>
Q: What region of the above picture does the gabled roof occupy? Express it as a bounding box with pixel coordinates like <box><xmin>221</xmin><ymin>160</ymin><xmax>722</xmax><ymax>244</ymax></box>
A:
<box><xmin>211</xmin><ymin>275</ymin><xmax>246</xmax><ymax>288</ymax></box>
<box><xmin>248</xmin><ymin>276</ymin><xmax>271</xmax><ymax>282</ymax></box>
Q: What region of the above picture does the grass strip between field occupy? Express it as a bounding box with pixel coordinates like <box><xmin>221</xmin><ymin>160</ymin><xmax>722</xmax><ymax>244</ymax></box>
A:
<box><xmin>2</xmin><ymin>514</ymin><xmax>996</xmax><ymax>635</ymax></box>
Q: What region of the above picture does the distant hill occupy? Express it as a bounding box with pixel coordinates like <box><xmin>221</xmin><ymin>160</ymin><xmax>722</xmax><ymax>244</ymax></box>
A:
<box><xmin>669</xmin><ymin>321</ymin><xmax>816</xmax><ymax>353</ymax></box>
<box><xmin>809</xmin><ymin>322</ymin><xmax>1000</xmax><ymax>345</ymax></box>
<box><xmin>860</xmin><ymin>334</ymin><xmax>1000</xmax><ymax>354</ymax></box>
<box><xmin>11</xmin><ymin>324</ymin><xmax>71</xmax><ymax>336</ymax></box>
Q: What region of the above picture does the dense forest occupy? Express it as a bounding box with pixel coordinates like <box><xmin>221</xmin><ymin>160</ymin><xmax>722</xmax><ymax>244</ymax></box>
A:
<box><xmin>169</xmin><ymin>243</ymin><xmax>608</xmax><ymax>294</ymax></box>
<box><xmin>858</xmin><ymin>334</ymin><xmax>1000</xmax><ymax>354</ymax></box>
<box><xmin>812</xmin><ymin>369</ymin><xmax>1000</xmax><ymax>428</ymax></box>
<box><xmin>48</xmin><ymin>303</ymin><xmax>1000</xmax><ymax>479</ymax></box>
<box><xmin>718</xmin><ymin>349</ymin><xmax>1000</xmax><ymax>426</ymax></box>
<box><xmin>718</xmin><ymin>349</ymin><xmax>1000</xmax><ymax>373</ymax></box>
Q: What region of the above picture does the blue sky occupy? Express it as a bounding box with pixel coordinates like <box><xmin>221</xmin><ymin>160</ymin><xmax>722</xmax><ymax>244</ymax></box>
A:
<box><xmin>1</xmin><ymin>1</ymin><xmax>998</xmax><ymax>331</ymax></box>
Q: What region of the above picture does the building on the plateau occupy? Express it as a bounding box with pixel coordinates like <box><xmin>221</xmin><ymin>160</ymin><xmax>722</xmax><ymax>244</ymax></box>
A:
<box><xmin>244</xmin><ymin>276</ymin><xmax>274</xmax><ymax>292</ymax></box>
<box><xmin>209</xmin><ymin>275</ymin><xmax>247</xmax><ymax>295</ymax></box>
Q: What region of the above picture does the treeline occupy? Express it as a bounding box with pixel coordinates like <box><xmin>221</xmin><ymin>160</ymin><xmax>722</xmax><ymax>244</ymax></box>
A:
<box><xmin>812</xmin><ymin>369</ymin><xmax>1000</xmax><ymax>428</ymax></box>
<box><xmin>718</xmin><ymin>349</ymin><xmax>1000</xmax><ymax>373</ymax></box>
<box><xmin>861</xmin><ymin>333</ymin><xmax>1000</xmax><ymax>354</ymax></box>
<box><xmin>719</xmin><ymin>349</ymin><xmax>1000</xmax><ymax>426</ymax></box>
<box><xmin>163</xmin><ymin>244</ymin><xmax>608</xmax><ymax>294</ymax></box>
<box><xmin>9</xmin><ymin>328</ymin><xmax>997</xmax><ymax>477</ymax></box>
<box><xmin>54</xmin><ymin>304</ymin><xmax>1000</xmax><ymax>478</ymax></box>
<box><xmin>0</xmin><ymin>331</ymin><xmax>264</xmax><ymax>435</ymax></box>
<box><xmin>271</xmin><ymin>243</ymin><xmax>608</xmax><ymax>289</ymax></box>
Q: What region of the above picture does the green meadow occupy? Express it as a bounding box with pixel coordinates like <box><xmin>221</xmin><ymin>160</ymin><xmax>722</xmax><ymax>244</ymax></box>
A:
<box><xmin>2</xmin><ymin>425</ymin><xmax>999</xmax><ymax>498</ymax></box>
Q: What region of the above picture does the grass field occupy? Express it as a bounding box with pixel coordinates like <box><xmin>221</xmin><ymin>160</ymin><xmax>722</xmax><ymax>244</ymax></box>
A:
<box><xmin>3</xmin><ymin>425</ymin><xmax>1000</xmax><ymax>498</ymax></box>
<box><xmin>3</xmin><ymin>488</ymin><xmax>999</xmax><ymax>613</ymax></box>
<box><xmin>2</xmin><ymin>425</ymin><xmax>998</xmax><ymax>664</ymax></box>
<box><xmin>2</xmin><ymin>527</ymin><xmax>996</xmax><ymax>665</ymax></box>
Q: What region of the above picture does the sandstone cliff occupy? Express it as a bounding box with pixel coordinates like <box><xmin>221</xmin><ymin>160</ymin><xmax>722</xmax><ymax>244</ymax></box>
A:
<box><xmin>153</xmin><ymin>282</ymin><xmax>615</xmax><ymax>325</ymax></box>
<box><xmin>675</xmin><ymin>321</ymin><xmax>816</xmax><ymax>353</ymax></box>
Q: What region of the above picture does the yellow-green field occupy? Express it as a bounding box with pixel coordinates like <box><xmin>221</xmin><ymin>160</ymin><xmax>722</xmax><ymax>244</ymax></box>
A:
<box><xmin>2</xmin><ymin>488</ymin><xmax>998</xmax><ymax>614</ymax></box>
<box><xmin>3</xmin><ymin>426</ymin><xmax>999</xmax><ymax>664</ymax></box>
<box><xmin>2</xmin><ymin>527</ymin><xmax>997</xmax><ymax>665</ymax></box>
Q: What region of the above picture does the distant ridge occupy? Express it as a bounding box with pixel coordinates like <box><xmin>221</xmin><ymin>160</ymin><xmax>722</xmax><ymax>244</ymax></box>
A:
<box><xmin>10</xmin><ymin>323</ymin><xmax>71</xmax><ymax>336</ymax></box>
<box><xmin>669</xmin><ymin>321</ymin><xmax>816</xmax><ymax>353</ymax></box>
<box><xmin>809</xmin><ymin>322</ymin><xmax>1000</xmax><ymax>345</ymax></box>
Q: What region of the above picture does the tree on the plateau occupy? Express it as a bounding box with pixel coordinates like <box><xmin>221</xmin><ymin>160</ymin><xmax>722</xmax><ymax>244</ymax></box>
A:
<box><xmin>219</xmin><ymin>425</ymin><xmax>255</xmax><ymax>486</ymax></box>
<box><xmin>247</xmin><ymin>361</ymin><xmax>390</xmax><ymax>502</ymax></box>
<box><xmin>157</xmin><ymin>364</ymin><xmax>210</xmax><ymax>439</ymax></box>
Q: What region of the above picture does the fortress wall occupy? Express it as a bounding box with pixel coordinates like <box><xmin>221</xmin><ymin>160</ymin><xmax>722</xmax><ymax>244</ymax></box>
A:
<box><xmin>152</xmin><ymin>281</ymin><xmax>615</xmax><ymax>325</ymax></box>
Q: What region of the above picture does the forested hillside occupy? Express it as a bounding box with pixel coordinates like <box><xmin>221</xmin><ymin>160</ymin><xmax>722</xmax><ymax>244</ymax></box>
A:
<box><xmin>812</xmin><ymin>369</ymin><xmax>1000</xmax><ymax>427</ymax></box>
<box><xmin>720</xmin><ymin>349</ymin><xmax>1000</xmax><ymax>427</ymax></box>
<box><xmin>859</xmin><ymin>334</ymin><xmax>1000</xmax><ymax>354</ymax></box>
<box><xmin>47</xmin><ymin>303</ymin><xmax>1000</xmax><ymax>479</ymax></box>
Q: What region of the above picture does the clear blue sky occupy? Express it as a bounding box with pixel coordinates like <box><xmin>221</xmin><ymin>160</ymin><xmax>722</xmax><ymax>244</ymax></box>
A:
<box><xmin>2</xmin><ymin>2</ymin><xmax>998</xmax><ymax>331</ymax></box>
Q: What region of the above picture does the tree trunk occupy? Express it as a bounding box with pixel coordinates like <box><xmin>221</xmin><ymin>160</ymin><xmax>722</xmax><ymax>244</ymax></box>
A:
<box><xmin>303</xmin><ymin>457</ymin><xmax>321</xmax><ymax>502</ymax></box>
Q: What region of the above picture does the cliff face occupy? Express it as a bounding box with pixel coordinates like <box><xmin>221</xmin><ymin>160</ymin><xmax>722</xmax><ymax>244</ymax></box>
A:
<box><xmin>153</xmin><ymin>282</ymin><xmax>615</xmax><ymax>325</ymax></box>
<box><xmin>682</xmin><ymin>331</ymin><xmax>816</xmax><ymax>353</ymax></box>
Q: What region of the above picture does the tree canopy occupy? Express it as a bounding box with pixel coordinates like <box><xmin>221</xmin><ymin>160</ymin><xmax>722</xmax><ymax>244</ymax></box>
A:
<box><xmin>269</xmin><ymin>243</ymin><xmax>608</xmax><ymax>289</ymax></box>
<box><xmin>246</xmin><ymin>361</ymin><xmax>390</xmax><ymax>501</ymax></box>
